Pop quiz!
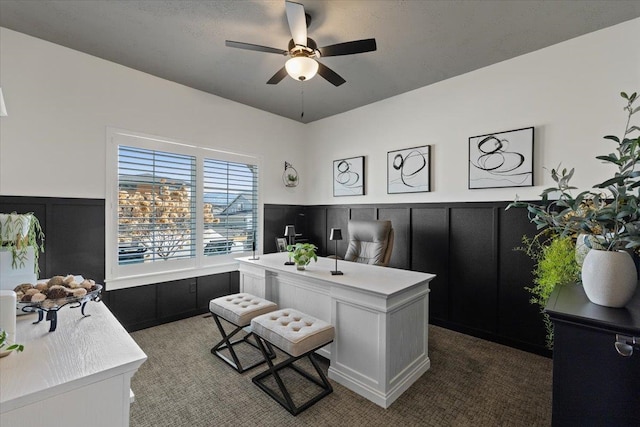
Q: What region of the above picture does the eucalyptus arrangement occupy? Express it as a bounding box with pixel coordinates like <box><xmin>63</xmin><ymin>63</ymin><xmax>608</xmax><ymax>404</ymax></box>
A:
<box><xmin>287</xmin><ymin>243</ymin><xmax>318</xmax><ymax>270</ymax></box>
<box><xmin>509</xmin><ymin>91</ymin><xmax>640</xmax><ymax>308</ymax></box>
<box><xmin>0</xmin><ymin>212</ymin><xmax>45</xmax><ymax>274</ymax></box>
<box><xmin>509</xmin><ymin>92</ymin><xmax>640</xmax><ymax>249</ymax></box>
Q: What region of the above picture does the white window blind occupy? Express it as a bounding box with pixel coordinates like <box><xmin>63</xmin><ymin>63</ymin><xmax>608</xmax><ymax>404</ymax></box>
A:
<box><xmin>203</xmin><ymin>158</ymin><xmax>258</xmax><ymax>256</ymax></box>
<box><xmin>118</xmin><ymin>145</ymin><xmax>196</xmax><ymax>265</ymax></box>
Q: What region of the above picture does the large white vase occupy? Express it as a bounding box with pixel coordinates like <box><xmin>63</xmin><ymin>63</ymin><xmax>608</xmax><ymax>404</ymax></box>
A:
<box><xmin>581</xmin><ymin>249</ymin><xmax>638</xmax><ymax>308</ymax></box>
<box><xmin>574</xmin><ymin>233</ymin><xmax>606</xmax><ymax>267</ymax></box>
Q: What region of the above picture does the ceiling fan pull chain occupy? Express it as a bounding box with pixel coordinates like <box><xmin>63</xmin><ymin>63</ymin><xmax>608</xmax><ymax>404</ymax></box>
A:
<box><xmin>300</xmin><ymin>83</ymin><xmax>304</xmax><ymax>120</ymax></box>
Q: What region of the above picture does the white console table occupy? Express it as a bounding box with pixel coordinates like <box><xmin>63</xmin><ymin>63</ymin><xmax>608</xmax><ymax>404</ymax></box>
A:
<box><xmin>237</xmin><ymin>253</ymin><xmax>435</xmax><ymax>408</ymax></box>
<box><xmin>0</xmin><ymin>301</ymin><xmax>147</xmax><ymax>427</ymax></box>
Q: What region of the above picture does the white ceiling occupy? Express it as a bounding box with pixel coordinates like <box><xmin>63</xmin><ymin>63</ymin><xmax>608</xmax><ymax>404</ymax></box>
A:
<box><xmin>1</xmin><ymin>1</ymin><xmax>639</xmax><ymax>123</ymax></box>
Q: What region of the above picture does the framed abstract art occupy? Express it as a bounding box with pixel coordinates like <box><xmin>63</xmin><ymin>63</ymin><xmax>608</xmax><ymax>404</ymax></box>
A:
<box><xmin>468</xmin><ymin>127</ymin><xmax>534</xmax><ymax>189</ymax></box>
<box><xmin>333</xmin><ymin>156</ymin><xmax>365</xmax><ymax>196</ymax></box>
<box><xmin>387</xmin><ymin>145</ymin><xmax>431</xmax><ymax>194</ymax></box>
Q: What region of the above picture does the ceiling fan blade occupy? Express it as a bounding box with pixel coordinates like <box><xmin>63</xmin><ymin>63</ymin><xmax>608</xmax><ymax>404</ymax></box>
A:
<box><xmin>319</xmin><ymin>38</ymin><xmax>377</xmax><ymax>57</ymax></box>
<box><xmin>285</xmin><ymin>1</ymin><xmax>307</xmax><ymax>46</ymax></box>
<box><xmin>317</xmin><ymin>62</ymin><xmax>346</xmax><ymax>87</ymax></box>
<box><xmin>267</xmin><ymin>67</ymin><xmax>289</xmax><ymax>85</ymax></box>
<box><xmin>225</xmin><ymin>40</ymin><xmax>288</xmax><ymax>55</ymax></box>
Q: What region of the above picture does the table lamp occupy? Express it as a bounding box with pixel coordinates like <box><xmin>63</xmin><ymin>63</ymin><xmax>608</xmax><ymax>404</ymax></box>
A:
<box><xmin>284</xmin><ymin>225</ymin><xmax>295</xmax><ymax>265</ymax></box>
<box><xmin>330</xmin><ymin>228</ymin><xmax>343</xmax><ymax>275</ymax></box>
<box><xmin>249</xmin><ymin>230</ymin><xmax>259</xmax><ymax>260</ymax></box>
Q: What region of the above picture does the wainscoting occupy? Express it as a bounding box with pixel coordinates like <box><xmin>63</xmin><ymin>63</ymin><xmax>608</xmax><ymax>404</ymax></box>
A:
<box><xmin>1</xmin><ymin>196</ymin><xmax>547</xmax><ymax>355</ymax></box>
<box><xmin>265</xmin><ymin>202</ymin><xmax>548</xmax><ymax>356</ymax></box>
<box><xmin>0</xmin><ymin>196</ymin><xmax>239</xmax><ymax>332</ymax></box>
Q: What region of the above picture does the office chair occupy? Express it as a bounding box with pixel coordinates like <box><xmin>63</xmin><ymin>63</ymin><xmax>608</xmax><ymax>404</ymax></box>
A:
<box><xmin>343</xmin><ymin>220</ymin><xmax>394</xmax><ymax>267</ymax></box>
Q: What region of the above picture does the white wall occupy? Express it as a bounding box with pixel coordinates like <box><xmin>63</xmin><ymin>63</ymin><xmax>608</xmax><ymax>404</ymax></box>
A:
<box><xmin>2</xmin><ymin>19</ymin><xmax>639</xmax><ymax>208</ymax></box>
<box><xmin>0</xmin><ymin>28</ymin><xmax>307</xmax><ymax>204</ymax></box>
<box><xmin>305</xmin><ymin>18</ymin><xmax>640</xmax><ymax>205</ymax></box>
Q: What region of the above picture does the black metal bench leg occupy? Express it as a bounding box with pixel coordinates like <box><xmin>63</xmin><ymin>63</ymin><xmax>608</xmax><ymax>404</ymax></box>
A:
<box><xmin>210</xmin><ymin>313</ymin><xmax>275</xmax><ymax>373</ymax></box>
<box><xmin>252</xmin><ymin>335</ymin><xmax>333</xmax><ymax>416</ymax></box>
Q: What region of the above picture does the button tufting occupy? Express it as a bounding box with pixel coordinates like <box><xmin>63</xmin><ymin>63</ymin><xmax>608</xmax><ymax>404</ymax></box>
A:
<box><xmin>305</xmin><ymin>321</ymin><xmax>313</xmax><ymax>326</ymax></box>
<box><xmin>270</xmin><ymin>316</ymin><xmax>278</xmax><ymax>320</ymax></box>
<box><xmin>283</xmin><ymin>312</ymin><xmax>289</xmax><ymax>316</ymax></box>
<box><xmin>241</xmin><ymin>304</ymin><xmax>248</xmax><ymax>308</ymax></box>
<box><xmin>292</xmin><ymin>327</ymin><xmax>300</xmax><ymax>331</ymax></box>
<box><xmin>293</xmin><ymin>317</ymin><xmax>301</xmax><ymax>321</ymax></box>
<box><xmin>281</xmin><ymin>321</ymin><xmax>290</xmax><ymax>326</ymax></box>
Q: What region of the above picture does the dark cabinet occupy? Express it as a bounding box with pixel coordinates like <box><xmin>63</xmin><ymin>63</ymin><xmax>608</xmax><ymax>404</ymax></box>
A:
<box><xmin>108</xmin><ymin>284</ymin><xmax>158</xmax><ymax>330</ymax></box>
<box><xmin>546</xmin><ymin>284</ymin><xmax>640</xmax><ymax>426</ymax></box>
<box><xmin>158</xmin><ymin>278</ymin><xmax>197</xmax><ymax>320</ymax></box>
<box><xmin>197</xmin><ymin>273</ymin><xmax>231</xmax><ymax>310</ymax></box>
<box><xmin>105</xmin><ymin>272</ymin><xmax>239</xmax><ymax>331</ymax></box>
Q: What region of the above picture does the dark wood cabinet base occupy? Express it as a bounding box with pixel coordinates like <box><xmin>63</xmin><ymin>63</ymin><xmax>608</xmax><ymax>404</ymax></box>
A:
<box><xmin>546</xmin><ymin>284</ymin><xmax>640</xmax><ymax>426</ymax></box>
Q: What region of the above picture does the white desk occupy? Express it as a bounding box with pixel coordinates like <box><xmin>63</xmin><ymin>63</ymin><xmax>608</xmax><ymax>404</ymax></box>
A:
<box><xmin>0</xmin><ymin>301</ymin><xmax>147</xmax><ymax>427</ymax></box>
<box><xmin>237</xmin><ymin>253</ymin><xmax>435</xmax><ymax>408</ymax></box>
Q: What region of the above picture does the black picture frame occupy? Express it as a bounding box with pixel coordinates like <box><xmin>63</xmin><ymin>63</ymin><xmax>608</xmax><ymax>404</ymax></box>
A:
<box><xmin>387</xmin><ymin>145</ymin><xmax>431</xmax><ymax>194</ymax></box>
<box><xmin>333</xmin><ymin>156</ymin><xmax>365</xmax><ymax>196</ymax></box>
<box><xmin>275</xmin><ymin>237</ymin><xmax>288</xmax><ymax>252</ymax></box>
<box><xmin>468</xmin><ymin>126</ymin><xmax>534</xmax><ymax>189</ymax></box>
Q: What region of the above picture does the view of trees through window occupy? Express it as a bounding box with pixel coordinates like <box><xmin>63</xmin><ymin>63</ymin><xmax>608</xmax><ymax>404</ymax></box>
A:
<box><xmin>117</xmin><ymin>145</ymin><xmax>258</xmax><ymax>265</ymax></box>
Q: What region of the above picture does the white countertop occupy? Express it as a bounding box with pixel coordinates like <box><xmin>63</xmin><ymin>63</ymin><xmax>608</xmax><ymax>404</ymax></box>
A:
<box><xmin>0</xmin><ymin>301</ymin><xmax>147</xmax><ymax>413</ymax></box>
<box><xmin>237</xmin><ymin>252</ymin><xmax>435</xmax><ymax>297</ymax></box>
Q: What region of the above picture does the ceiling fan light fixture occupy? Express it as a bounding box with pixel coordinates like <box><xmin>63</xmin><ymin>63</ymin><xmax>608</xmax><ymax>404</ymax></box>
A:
<box><xmin>285</xmin><ymin>56</ymin><xmax>318</xmax><ymax>82</ymax></box>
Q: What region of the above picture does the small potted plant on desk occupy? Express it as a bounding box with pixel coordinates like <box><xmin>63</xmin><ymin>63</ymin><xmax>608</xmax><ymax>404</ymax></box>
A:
<box><xmin>287</xmin><ymin>243</ymin><xmax>318</xmax><ymax>271</ymax></box>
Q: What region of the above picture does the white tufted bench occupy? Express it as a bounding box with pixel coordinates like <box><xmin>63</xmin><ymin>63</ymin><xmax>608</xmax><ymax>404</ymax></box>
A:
<box><xmin>251</xmin><ymin>308</ymin><xmax>335</xmax><ymax>415</ymax></box>
<box><xmin>209</xmin><ymin>293</ymin><xmax>277</xmax><ymax>373</ymax></box>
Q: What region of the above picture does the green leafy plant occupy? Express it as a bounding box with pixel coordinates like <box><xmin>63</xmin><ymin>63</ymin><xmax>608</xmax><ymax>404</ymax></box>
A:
<box><xmin>518</xmin><ymin>234</ymin><xmax>580</xmax><ymax>349</ymax></box>
<box><xmin>287</xmin><ymin>243</ymin><xmax>318</xmax><ymax>268</ymax></box>
<box><xmin>0</xmin><ymin>329</ymin><xmax>24</xmax><ymax>354</ymax></box>
<box><xmin>508</xmin><ymin>92</ymin><xmax>640</xmax><ymax>251</ymax></box>
<box><xmin>0</xmin><ymin>212</ymin><xmax>45</xmax><ymax>274</ymax></box>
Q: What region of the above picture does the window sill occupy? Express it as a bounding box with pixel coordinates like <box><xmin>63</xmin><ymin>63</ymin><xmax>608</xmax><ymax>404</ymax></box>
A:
<box><xmin>105</xmin><ymin>261</ymin><xmax>239</xmax><ymax>291</ymax></box>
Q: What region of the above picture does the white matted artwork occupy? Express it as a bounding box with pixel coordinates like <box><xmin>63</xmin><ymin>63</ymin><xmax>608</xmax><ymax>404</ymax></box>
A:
<box><xmin>387</xmin><ymin>145</ymin><xmax>431</xmax><ymax>194</ymax></box>
<box><xmin>468</xmin><ymin>126</ymin><xmax>534</xmax><ymax>189</ymax></box>
<box><xmin>333</xmin><ymin>156</ymin><xmax>365</xmax><ymax>196</ymax></box>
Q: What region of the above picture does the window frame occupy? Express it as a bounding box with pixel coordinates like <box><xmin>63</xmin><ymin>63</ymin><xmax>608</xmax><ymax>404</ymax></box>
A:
<box><xmin>106</xmin><ymin>128</ymin><xmax>262</xmax><ymax>290</ymax></box>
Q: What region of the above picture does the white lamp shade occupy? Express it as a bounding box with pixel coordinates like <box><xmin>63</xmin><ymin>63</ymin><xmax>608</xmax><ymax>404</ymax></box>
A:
<box><xmin>284</xmin><ymin>225</ymin><xmax>296</xmax><ymax>237</ymax></box>
<box><xmin>0</xmin><ymin>88</ymin><xmax>7</xmax><ymax>117</ymax></box>
<box><xmin>285</xmin><ymin>57</ymin><xmax>318</xmax><ymax>82</ymax></box>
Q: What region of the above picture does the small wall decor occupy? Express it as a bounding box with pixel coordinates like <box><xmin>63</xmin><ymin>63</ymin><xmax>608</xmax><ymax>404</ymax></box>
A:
<box><xmin>333</xmin><ymin>156</ymin><xmax>365</xmax><ymax>196</ymax></box>
<box><xmin>387</xmin><ymin>145</ymin><xmax>431</xmax><ymax>194</ymax></box>
<box><xmin>468</xmin><ymin>126</ymin><xmax>534</xmax><ymax>189</ymax></box>
<box><xmin>282</xmin><ymin>161</ymin><xmax>298</xmax><ymax>187</ymax></box>
<box><xmin>275</xmin><ymin>237</ymin><xmax>287</xmax><ymax>252</ymax></box>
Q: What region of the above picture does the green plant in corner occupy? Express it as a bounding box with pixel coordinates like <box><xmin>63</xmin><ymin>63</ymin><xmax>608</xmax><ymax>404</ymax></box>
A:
<box><xmin>508</xmin><ymin>91</ymin><xmax>640</xmax><ymax>345</ymax></box>
<box><xmin>508</xmin><ymin>91</ymin><xmax>640</xmax><ymax>251</ymax></box>
<box><xmin>0</xmin><ymin>329</ymin><xmax>24</xmax><ymax>355</ymax></box>
<box><xmin>517</xmin><ymin>233</ymin><xmax>580</xmax><ymax>349</ymax></box>
<box><xmin>0</xmin><ymin>212</ymin><xmax>45</xmax><ymax>274</ymax></box>
<box><xmin>287</xmin><ymin>243</ymin><xmax>318</xmax><ymax>269</ymax></box>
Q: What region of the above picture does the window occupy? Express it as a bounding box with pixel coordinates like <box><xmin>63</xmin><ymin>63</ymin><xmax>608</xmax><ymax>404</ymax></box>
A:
<box><xmin>106</xmin><ymin>129</ymin><xmax>261</xmax><ymax>290</ymax></box>
<box><xmin>203</xmin><ymin>159</ymin><xmax>258</xmax><ymax>256</ymax></box>
<box><xmin>118</xmin><ymin>146</ymin><xmax>196</xmax><ymax>265</ymax></box>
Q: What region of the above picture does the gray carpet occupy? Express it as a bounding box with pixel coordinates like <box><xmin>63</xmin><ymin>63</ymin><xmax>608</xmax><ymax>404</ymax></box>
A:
<box><xmin>129</xmin><ymin>314</ymin><xmax>552</xmax><ymax>426</ymax></box>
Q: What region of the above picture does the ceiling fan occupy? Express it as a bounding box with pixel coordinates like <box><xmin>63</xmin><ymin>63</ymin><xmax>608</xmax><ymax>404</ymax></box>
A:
<box><xmin>225</xmin><ymin>0</ymin><xmax>377</xmax><ymax>87</ymax></box>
